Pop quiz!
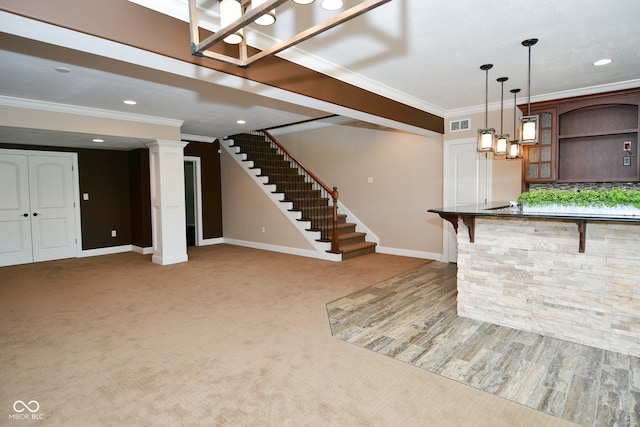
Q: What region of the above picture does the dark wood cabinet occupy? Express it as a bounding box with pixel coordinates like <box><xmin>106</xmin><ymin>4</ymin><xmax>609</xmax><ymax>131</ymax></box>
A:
<box><xmin>521</xmin><ymin>89</ymin><xmax>640</xmax><ymax>186</ymax></box>
<box><xmin>523</xmin><ymin>109</ymin><xmax>556</xmax><ymax>182</ymax></box>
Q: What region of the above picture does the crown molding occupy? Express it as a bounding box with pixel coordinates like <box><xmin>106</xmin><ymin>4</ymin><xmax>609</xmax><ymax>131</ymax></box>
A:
<box><xmin>445</xmin><ymin>79</ymin><xmax>640</xmax><ymax>119</ymax></box>
<box><xmin>181</xmin><ymin>133</ymin><xmax>217</xmax><ymax>143</ymax></box>
<box><xmin>0</xmin><ymin>95</ymin><xmax>184</xmax><ymax>128</ymax></box>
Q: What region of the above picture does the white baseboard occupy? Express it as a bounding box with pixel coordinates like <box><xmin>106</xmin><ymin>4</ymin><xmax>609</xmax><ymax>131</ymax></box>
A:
<box><xmin>199</xmin><ymin>237</ymin><xmax>224</xmax><ymax>246</ymax></box>
<box><xmin>132</xmin><ymin>245</ymin><xmax>154</xmax><ymax>255</ymax></box>
<box><xmin>80</xmin><ymin>245</ymin><xmax>134</xmax><ymax>257</ymax></box>
<box><xmin>223</xmin><ymin>238</ymin><xmax>341</xmax><ymax>262</ymax></box>
<box><xmin>376</xmin><ymin>246</ymin><xmax>444</xmax><ymax>262</ymax></box>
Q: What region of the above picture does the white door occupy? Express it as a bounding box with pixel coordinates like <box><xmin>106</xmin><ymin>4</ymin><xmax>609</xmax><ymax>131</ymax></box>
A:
<box><xmin>0</xmin><ymin>152</ymin><xmax>78</xmax><ymax>266</ymax></box>
<box><xmin>0</xmin><ymin>154</ymin><xmax>33</xmax><ymax>266</ymax></box>
<box><xmin>28</xmin><ymin>155</ymin><xmax>77</xmax><ymax>262</ymax></box>
<box><xmin>444</xmin><ymin>140</ymin><xmax>491</xmax><ymax>262</ymax></box>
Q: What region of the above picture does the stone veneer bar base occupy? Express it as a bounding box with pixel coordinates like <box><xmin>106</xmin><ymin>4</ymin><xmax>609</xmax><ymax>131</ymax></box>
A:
<box><xmin>456</xmin><ymin>217</ymin><xmax>640</xmax><ymax>358</ymax></box>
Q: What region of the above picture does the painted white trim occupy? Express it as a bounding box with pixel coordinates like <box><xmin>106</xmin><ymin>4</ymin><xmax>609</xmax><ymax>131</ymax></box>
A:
<box><xmin>0</xmin><ymin>95</ymin><xmax>184</xmax><ymax>128</ymax></box>
<box><xmin>222</xmin><ymin>238</ymin><xmax>341</xmax><ymax>262</ymax></box>
<box><xmin>80</xmin><ymin>245</ymin><xmax>133</xmax><ymax>257</ymax></box>
<box><xmin>132</xmin><ymin>245</ymin><xmax>154</xmax><ymax>255</ymax></box>
<box><xmin>199</xmin><ymin>237</ymin><xmax>225</xmax><ymax>246</ymax></box>
<box><xmin>182</xmin><ymin>134</ymin><xmax>217</xmax><ymax>143</ymax></box>
<box><xmin>376</xmin><ymin>246</ymin><xmax>444</xmax><ymax>262</ymax></box>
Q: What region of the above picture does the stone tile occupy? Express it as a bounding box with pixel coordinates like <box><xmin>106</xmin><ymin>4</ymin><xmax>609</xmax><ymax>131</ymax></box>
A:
<box><xmin>326</xmin><ymin>261</ymin><xmax>637</xmax><ymax>427</ymax></box>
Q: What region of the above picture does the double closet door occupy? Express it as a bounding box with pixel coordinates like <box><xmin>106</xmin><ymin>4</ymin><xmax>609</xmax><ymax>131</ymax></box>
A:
<box><xmin>0</xmin><ymin>152</ymin><xmax>78</xmax><ymax>267</ymax></box>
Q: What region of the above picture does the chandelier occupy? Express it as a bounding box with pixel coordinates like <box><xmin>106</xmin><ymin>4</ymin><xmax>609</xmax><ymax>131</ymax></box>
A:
<box><xmin>188</xmin><ymin>0</ymin><xmax>391</xmax><ymax>67</ymax></box>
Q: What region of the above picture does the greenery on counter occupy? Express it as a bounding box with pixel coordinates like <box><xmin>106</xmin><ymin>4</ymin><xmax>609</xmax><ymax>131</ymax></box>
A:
<box><xmin>517</xmin><ymin>189</ymin><xmax>640</xmax><ymax>208</ymax></box>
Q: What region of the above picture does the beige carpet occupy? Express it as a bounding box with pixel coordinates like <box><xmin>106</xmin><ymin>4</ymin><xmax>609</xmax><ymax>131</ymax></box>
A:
<box><xmin>0</xmin><ymin>245</ymin><xmax>576</xmax><ymax>426</ymax></box>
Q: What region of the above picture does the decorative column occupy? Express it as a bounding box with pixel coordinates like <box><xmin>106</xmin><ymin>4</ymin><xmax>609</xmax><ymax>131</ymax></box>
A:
<box><xmin>146</xmin><ymin>140</ymin><xmax>189</xmax><ymax>265</ymax></box>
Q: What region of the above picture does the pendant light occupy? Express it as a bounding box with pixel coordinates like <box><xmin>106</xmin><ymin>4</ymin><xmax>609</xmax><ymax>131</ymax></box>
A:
<box><xmin>292</xmin><ymin>0</ymin><xmax>315</xmax><ymax>4</ymax></box>
<box><xmin>252</xmin><ymin>0</ymin><xmax>276</xmax><ymax>26</ymax></box>
<box><xmin>494</xmin><ymin>76</ymin><xmax>509</xmax><ymax>155</ymax></box>
<box><xmin>477</xmin><ymin>64</ymin><xmax>495</xmax><ymax>153</ymax></box>
<box><xmin>220</xmin><ymin>0</ymin><xmax>244</xmax><ymax>44</ymax></box>
<box><xmin>506</xmin><ymin>88</ymin><xmax>523</xmax><ymax>159</ymax></box>
<box><xmin>520</xmin><ymin>38</ymin><xmax>539</xmax><ymax>145</ymax></box>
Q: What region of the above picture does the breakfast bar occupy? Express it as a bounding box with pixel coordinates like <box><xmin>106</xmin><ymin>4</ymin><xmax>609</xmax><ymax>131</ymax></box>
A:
<box><xmin>429</xmin><ymin>203</ymin><xmax>640</xmax><ymax>357</ymax></box>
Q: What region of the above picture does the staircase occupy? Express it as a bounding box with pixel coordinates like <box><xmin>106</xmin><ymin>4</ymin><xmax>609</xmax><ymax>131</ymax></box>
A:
<box><xmin>227</xmin><ymin>131</ymin><xmax>376</xmax><ymax>260</ymax></box>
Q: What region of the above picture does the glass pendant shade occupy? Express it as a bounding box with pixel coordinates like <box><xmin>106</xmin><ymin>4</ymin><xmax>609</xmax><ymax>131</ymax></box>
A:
<box><xmin>252</xmin><ymin>0</ymin><xmax>276</xmax><ymax>25</ymax></box>
<box><xmin>321</xmin><ymin>0</ymin><xmax>344</xmax><ymax>10</ymax></box>
<box><xmin>220</xmin><ymin>0</ymin><xmax>244</xmax><ymax>44</ymax></box>
<box><xmin>506</xmin><ymin>88</ymin><xmax>523</xmax><ymax>159</ymax></box>
<box><xmin>478</xmin><ymin>129</ymin><xmax>495</xmax><ymax>152</ymax></box>
<box><xmin>495</xmin><ymin>135</ymin><xmax>509</xmax><ymax>155</ymax></box>
<box><xmin>293</xmin><ymin>0</ymin><xmax>314</xmax><ymax>4</ymax></box>
<box><xmin>506</xmin><ymin>140</ymin><xmax>522</xmax><ymax>159</ymax></box>
<box><xmin>520</xmin><ymin>115</ymin><xmax>539</xmax><ymax>145</ymax></box>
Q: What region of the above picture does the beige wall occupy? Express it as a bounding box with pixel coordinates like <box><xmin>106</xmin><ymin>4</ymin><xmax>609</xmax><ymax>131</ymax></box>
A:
<box><xmin>220</xmin><ymin>148</ymin><xmax>314</xmax><ymax>251</ymax></box>
<box><xmin>445</xmin><ymin>107</ymin><xmax>523</xmax><ymax>202</ymax></box>
<box><xmin>276</xmin><ymin>122</ymin><xmax>444</xmax><ymax>257</ymax></box>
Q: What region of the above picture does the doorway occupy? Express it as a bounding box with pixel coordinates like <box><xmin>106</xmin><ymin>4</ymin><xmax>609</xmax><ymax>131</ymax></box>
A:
<box><xmin>443</xmin><ymin>139</ymin><xmax>491</xmax><ymax>262</ymax></box>
<box><xmin>184</xmin><ymin>156</ymin><xmax>202</xmax><ymax>247</ymax></box>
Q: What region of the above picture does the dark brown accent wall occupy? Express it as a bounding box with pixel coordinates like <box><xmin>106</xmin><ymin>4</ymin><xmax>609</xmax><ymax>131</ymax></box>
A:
<box><xmin>184</xmin><ymin>141</ymin><xmax>223</xmax><ymax>239</ymax></box>
<box><xmin>128</xmin><ymin>149</ymin><xmax>152</xmax><ymax>248</ymax></box>
<box><xmin>0</xmin><ymin>1</ymin><xmax>444</xmax><ymax>134</ymax></box>
<box><xmin>77</xmin><ymin>150</ymin><xmax>132</xmax><ymax>249</ymax></box>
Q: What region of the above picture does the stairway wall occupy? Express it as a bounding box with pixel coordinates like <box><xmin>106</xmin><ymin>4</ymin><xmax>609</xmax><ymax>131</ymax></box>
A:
<box><xmin>275</xmin><ymin>122</ymin><xmax>444</xmax><ymax>259</ymax></box>
<box><xmin>219</xmin><ymin>146</ymin><xmax>316</xmax><ymax>252</ymax></box>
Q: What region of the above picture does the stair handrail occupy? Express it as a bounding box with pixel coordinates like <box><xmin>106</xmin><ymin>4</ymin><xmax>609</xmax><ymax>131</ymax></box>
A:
<box><xmin>262</xmin><ymin>130</ymin><xmax>340</xmax><ymax>253</ymax></box>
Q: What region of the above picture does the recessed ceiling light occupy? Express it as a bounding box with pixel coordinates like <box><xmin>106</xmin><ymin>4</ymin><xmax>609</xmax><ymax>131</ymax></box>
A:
<box><xmin>92</xmin><ymin>138</ymin><xmax>104</xmax><ymax>143</ymax></box>
<box><xmin>237</xmin><ymin>120</ymin><xmax>246</xmax><ymax>124</ymax></box>
<box><xmin>321</xmin><ymin>0</ymin><xmax>343</xmax><ymax>10</ymax></box>
<box><xmin>593</xmin><ymin>59</ymin><xmax>612</xmax><ymax>66</ymax></box>
<box><xmin>123</xmin><ymin>100</ymin><xmax>137</xmax><ymax>105</ymax></box>
<box><xmin>54</xmin><ymin>66</ymin><xmax>71</xmax><ymax>73</ymax></box>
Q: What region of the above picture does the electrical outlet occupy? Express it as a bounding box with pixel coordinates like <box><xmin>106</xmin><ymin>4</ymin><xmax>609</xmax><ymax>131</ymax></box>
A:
<box><xmin>261</xmin><ymin>227</ymin><xmax>266</xmax><ymax>233</ymax></box>
<box><xmin>111</xmin><ymin>229</ymin><xmax>117</xmax><ymax>237</ymax></box>
<box><xmin>623</xmin><ymin>156</ymin><xmax>632</xmax><ymax>166</ymax></box>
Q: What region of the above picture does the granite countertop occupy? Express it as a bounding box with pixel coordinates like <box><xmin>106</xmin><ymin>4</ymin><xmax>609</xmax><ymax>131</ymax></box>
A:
<box><xmin>428</xmin><ymin>202</ymin><xmax>640</xmax><ymax>223</ymax></box>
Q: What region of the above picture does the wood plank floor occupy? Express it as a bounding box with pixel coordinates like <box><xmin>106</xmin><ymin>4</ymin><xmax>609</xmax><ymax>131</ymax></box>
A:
<box><xmin>326</xmin><ymin>261</ymin><xmax>640</xmax><ymax>427</ymax></box>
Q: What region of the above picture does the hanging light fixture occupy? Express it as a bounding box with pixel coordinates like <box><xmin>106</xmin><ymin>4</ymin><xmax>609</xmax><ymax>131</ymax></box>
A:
<box><xmin>506</xmin><ymin>88</ymin><xmax>523</xmax><ymax>159</ymax></box>
<box><xmin>494</xmin><ymin>76</ymin><xmax>509</xmax><ymax>155</ymax></box>
<box><xmin>321</xmin><ymin>0</ymin><xmax>344</xmax><ymax>10</ymax></box>
<box><xmin>252</xmin><ymin>0</ymin><xmax>276</xmax><ymax>25</ymax></box>
<box><xmin>477</xmin><ymin>64</ymin><xmax>495</xmax><ymax>153</ymax></box>
<box><xmin>520</xmin><ymin>38</ymin><xmax>539</xmax><ymax>145</ymax></box>
<box><xmin>219</xmin><ymin>0</ymin><xmax>244</xmax><ymax>44</ymax></box>
<box><xmin>292</xmin><ymin>0</ymin><xmax>314</xmax><ymax>3</ymax></box>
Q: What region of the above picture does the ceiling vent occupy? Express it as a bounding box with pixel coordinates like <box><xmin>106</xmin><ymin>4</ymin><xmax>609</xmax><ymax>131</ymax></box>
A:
<box><xmin>449</xmin><ymin>118</ymin><xmax>470</xmax><ymax>132</ymax></box>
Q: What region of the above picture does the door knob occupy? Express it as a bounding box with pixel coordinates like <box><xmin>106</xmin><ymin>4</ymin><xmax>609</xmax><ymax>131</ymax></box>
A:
<box><xmin>23</xmin><ymin>213</ymin><xmax>29</xmax><ymax>217</ymax></box>
<box><xmin>33</xmin><ymin>213</ymin><xmax>39</xmax><ymax>216</ymax></box>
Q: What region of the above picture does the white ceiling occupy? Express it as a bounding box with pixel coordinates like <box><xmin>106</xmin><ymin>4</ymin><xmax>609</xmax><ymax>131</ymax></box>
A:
<box><xmin>1</xmin><ymin>0</ymin><xmax>640</xmax><ymax>150</ymax></box>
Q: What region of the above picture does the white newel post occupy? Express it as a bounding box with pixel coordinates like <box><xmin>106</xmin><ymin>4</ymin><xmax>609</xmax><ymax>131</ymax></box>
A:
<box><xmin>147</xmin><ymin>140</ymin><xmax>189</xmax><ymax>265</ymax></box>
